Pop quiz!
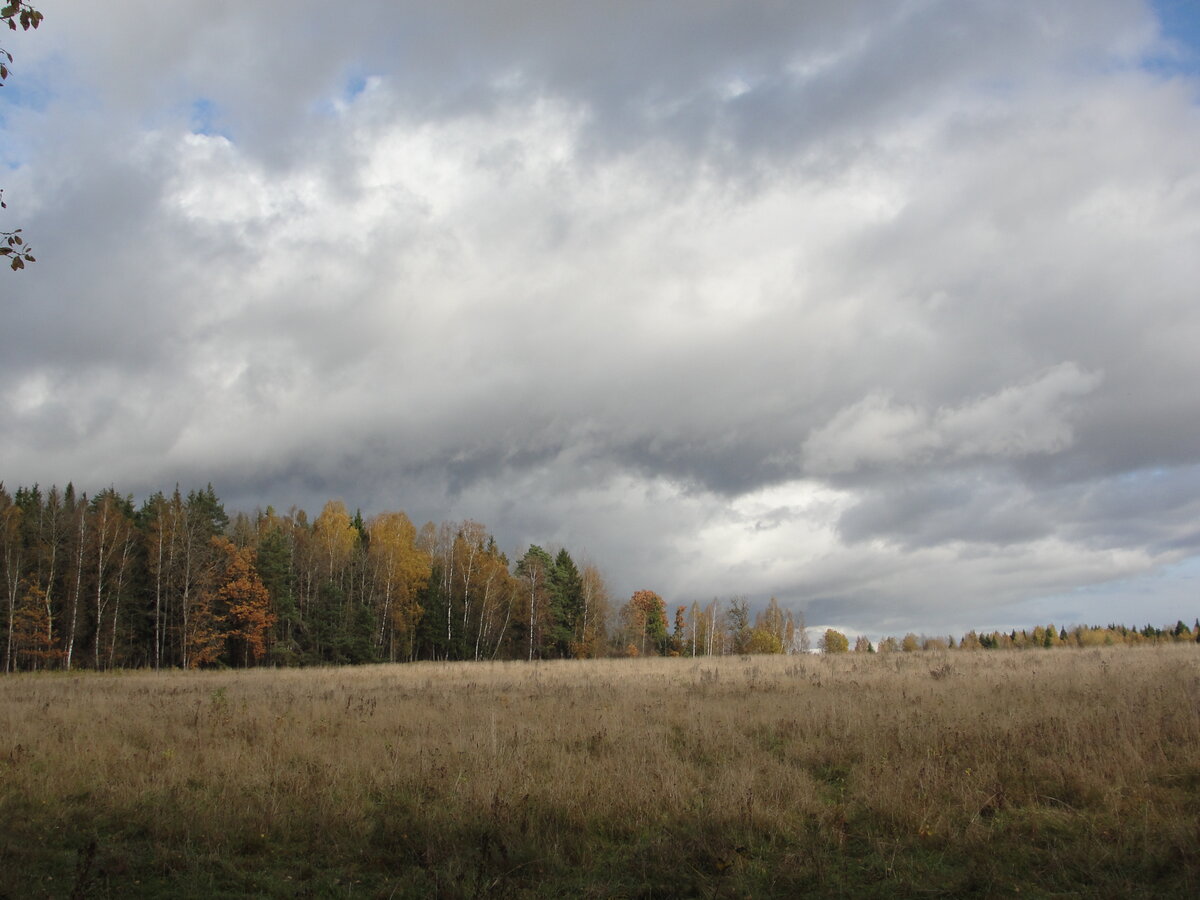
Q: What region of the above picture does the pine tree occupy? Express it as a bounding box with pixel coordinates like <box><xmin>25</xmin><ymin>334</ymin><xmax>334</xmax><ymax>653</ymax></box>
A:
<box><xmin>548</xmin><ymin>549</ymin><xmax>583</xmax><ymax>658</ymax></box>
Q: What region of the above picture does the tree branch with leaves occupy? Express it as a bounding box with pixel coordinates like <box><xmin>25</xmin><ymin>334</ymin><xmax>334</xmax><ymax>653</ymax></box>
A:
<box><xmin>1</xmin><ymin>2</ymin><xmax>42</xmax><ymax>271</ymax></box>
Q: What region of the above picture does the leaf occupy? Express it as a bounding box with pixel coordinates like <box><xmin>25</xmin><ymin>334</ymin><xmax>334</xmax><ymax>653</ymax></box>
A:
<box><xmin>0</xmin><ymin>247</ymin><xmax>12</xmax><ymax>255</ymax></box>
<box><xmin>11</xmin><ymin>255</ymin><xmax>22</xmax><ymax>270</ymax></box>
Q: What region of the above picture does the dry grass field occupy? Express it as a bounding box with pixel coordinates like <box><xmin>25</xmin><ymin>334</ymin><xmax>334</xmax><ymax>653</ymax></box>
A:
<box><xmin>2</xmin><ymin>646</ymin><xmax>1199</xmax><ymax>897</ymax></box>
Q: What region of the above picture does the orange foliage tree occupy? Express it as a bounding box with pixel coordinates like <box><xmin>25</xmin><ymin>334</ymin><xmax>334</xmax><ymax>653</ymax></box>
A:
<box><xmin>184</xmin><ymin>588</ymin><xmax>224</xmax><ymax>669</ymax></box>
<box><xmin>620</xmin><ymin>590</ymin><xmax>669</xmax><ymax>656</ymax></box>
<box><xmin>213</xmin><ymin>537</ymin><xmax>275</xmax><ymax>666</ymax></box>
<box><xmin>10</xmin><ymin>584</ymin><xmax>59</xmax><ymax>670</ymax></box>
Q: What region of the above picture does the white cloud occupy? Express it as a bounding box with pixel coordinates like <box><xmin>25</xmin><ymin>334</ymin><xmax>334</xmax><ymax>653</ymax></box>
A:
<box><xmin>804</xmin><ymin>364</ymin><xmax>1103</xmax><ymax>475</ymax></box>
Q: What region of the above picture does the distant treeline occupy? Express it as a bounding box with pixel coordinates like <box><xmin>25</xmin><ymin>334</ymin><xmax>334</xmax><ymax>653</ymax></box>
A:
<box><xmin>822</xmin><ymin>622</ymin><xmax>1200</xmax><ymax>653</ymax></box>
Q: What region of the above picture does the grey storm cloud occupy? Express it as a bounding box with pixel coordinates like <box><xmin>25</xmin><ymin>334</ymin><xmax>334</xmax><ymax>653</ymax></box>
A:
<box><xmin>3</xmin><ymin>0</ymin><xmax>1200</xmax><ymax>638</ymax></box>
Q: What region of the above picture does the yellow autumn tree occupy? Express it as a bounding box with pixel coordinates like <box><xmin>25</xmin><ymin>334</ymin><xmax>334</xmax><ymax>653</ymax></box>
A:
<box><xmin>313</xmin><ymin>500</ymin><xmax>358</xmax><ymax>586</ymax></box>
<box><xmin>749</xmin><ymin>597</ymin><xmax>789</xmax><ymax>654</ymax></box>
<box><xmin>747</xmin><ymin>627</ymin><xmax>783</xmax><ymax>654</ymax></box>
<box><xmin>820</xmin><ymin>628</ymin><xmax>849</xmax><ymax>653</ymax></box>
<box><xmin>367</xmin><ymin>511</ymin><xmax>432</xmax><ymax>661</ymax></box>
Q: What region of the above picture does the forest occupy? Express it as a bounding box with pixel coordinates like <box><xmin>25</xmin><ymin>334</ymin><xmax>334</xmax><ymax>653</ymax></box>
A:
<box><xmin>0</xmin><ymin>481</ymin><xmax>804</xmax><ymax>673</ymax></box>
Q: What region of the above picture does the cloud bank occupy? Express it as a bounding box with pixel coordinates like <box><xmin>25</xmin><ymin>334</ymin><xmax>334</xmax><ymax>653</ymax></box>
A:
<box><xmin>3</xmin><ymin>0</ymin><xmax>1199</xmax><ymax>636</ymax></box>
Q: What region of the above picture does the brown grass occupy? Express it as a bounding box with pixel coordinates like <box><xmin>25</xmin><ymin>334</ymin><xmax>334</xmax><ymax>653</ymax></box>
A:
<box><xmin>2</xmin><ymin>646</ymin><xmax>1199</xmax><ymax>897</ymax></box>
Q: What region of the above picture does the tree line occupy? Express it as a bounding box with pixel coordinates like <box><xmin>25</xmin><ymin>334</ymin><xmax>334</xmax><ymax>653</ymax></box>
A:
<box><xmin>0</xmin><ymin>481</ymin><xmax>805</xmax><ymax>672</ymax></box>
<box><xmin>4</xmin><ymin>480</ymin><xmax>1192</xmax><ymax>673</ymax></box>
<box><xmin>818</xmin><ymin>621</ymin><xmax>1200</xmax><ymax>654</ymax></box>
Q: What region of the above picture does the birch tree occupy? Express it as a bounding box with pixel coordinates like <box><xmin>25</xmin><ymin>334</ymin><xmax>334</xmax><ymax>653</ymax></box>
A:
<box><xmin>576</xmin><ymin>562</ymin><xmax>610</xmax><ymax>658</ymax></box>
<box><xmin>62</xmin><ymin>486</ymin><xmax>87</xmax><ymax>670</ymax></box>
<box><xmin>0</xmin><ymin>484</ymin><xmax>22</xmax><ymax>672</ymax></box>
<box><xmin>515</xmin><ymin>546</ymin><xmax>553</xmax><ymax>661</ymax></box>
<box><xmin>141</xmin><ymin>492</ymin><xmax>176</xmax><ymax>670</ymax></box>
<box><xmin>89</xmin><ymin>490</ymin><xmax>134</xmax><ymax>670</ymax></box>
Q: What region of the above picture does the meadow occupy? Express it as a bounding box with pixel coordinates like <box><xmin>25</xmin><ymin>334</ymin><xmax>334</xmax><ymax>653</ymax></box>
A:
<box><xmin>1</xmin><ymin>646</ymin><xmax>1198</xmax><ymax>898</ymax></box>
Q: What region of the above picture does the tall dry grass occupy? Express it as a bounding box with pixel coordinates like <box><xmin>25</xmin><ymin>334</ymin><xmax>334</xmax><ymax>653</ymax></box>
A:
<box><xmin>1</xmin><ymin>646</ymin><xmax>1199</xmax><ymax>896</ymax></box>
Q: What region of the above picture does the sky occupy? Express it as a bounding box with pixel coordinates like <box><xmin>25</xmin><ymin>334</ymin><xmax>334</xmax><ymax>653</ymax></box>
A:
<box><xmin>2</xmin><ymin>1</ymin><xmax>1199</xmax><ymax>640</ymax></box>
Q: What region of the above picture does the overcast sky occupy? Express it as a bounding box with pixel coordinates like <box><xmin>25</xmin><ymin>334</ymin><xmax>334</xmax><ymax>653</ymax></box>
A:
<box><xmin>3</xmin><ymin>1</ymin><xmax>1199</xmax><ymax>639</ymax></box>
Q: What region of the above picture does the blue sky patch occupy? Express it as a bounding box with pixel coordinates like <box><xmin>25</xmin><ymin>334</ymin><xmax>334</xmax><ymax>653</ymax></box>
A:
<box><xmin>343</xmin><ymin>74</ymin><xmax>369</xmax><ymax>102</ymax></box>
<box><xmin>189</xmin><ymin>97</ymin><xmax>232</xmax><ymax>139</ymax></box>
<box><xmin>1150</xmin><ymin>0</ymin><xmax>1200</xmax><ymax>76</ymax></box>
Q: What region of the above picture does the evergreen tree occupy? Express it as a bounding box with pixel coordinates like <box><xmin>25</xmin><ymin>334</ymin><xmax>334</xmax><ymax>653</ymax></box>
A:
<box><xmin>548</xmin><ymin>549</ymin><xmax>583</xmax><ymax>658</ymax></box>
<box><xmin>187</xmin><ymin>484</ymin><xmax>228</xmax><ymax>537</ymax></box>
<box><xmin>256</xmin><ymin>520</ymin><xmax>299</xmax><ymax>664</ymax></box>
